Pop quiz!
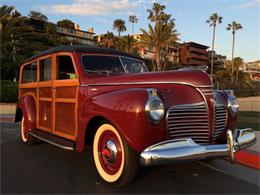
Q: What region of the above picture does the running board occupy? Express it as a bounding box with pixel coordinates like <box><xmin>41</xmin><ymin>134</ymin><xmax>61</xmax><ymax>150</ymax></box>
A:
<box><xmin>28</xmin><ymin>131</ymin><xmax>74</xmax><ymax>150</ymax></box>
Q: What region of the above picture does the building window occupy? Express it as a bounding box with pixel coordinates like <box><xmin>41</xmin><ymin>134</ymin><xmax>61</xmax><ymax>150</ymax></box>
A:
<box><xmin>56</xmin><ymin>56</ymin><xmax>76</xmax><ymax>80</ymax></box>
<box><xmin>22</xmin><ymin>62</ymin><xmax>37</xmax><ymax>83</ymax></box>
<box><xmin>68</xmin><ymin>28</ymin><xmax>76</xmax><ymax>34</ymax></box>
<box><xmin>40</xmin><ymin>58</ymin><xmax>52</xmax><ymax>81</ymax></box>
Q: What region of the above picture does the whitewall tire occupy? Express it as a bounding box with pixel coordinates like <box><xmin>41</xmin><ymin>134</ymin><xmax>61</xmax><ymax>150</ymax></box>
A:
<box><xmin>93</xmin><ymin>123</ymin><xmax>139</xmax><ymax>187</ymax></box>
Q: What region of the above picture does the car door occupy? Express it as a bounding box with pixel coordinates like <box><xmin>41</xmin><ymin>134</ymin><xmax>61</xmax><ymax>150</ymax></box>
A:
<box><xmin>37</xmin><ymin>55</ymin><xmax>53</xmax><ymax>133</ymax></box>
<box><xmin>52</xmin><ymin>53</ymin><xmax>79</xmax><ymax>140</ymax></box>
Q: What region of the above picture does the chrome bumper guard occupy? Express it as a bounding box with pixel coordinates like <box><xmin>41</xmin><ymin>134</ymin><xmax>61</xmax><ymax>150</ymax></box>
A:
<box><xmin>140</xmin><ymin>128</ymin><xmax>256</xmax><ymax>166</ymax></box>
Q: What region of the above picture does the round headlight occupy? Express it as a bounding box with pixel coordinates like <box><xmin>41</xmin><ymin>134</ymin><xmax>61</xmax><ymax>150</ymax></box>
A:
<box><xmin>145</xmin><ymin>89</ymin><xmax>165</xmax><ymax>124</ymax></box>
<box><xmin>228</xmin><ymin>95</ymin><xmax>239</xmax><ymax>114</ymax></box>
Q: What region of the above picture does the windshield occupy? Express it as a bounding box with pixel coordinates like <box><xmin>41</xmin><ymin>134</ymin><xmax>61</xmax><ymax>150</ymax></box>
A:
<box><xmin>81</xmin><ymin>55</ymin><xmax>147</xmax><ymax>75</ymax></box>
<box><xmin>82</xmin><ymin>55</ymin><xmax>125</xmax><ymax>75</ymax></box>
<box><xmin>120</xmin><ymin>57</ymin><xmax>147</xmax><ymax>73</ymax></box>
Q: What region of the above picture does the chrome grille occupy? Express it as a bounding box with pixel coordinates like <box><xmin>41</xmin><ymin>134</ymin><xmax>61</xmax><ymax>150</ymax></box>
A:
<box><xmin>213</xmin><ymin>105</ymin><xmax>227</xmax><ymax>140</ymax></box>
<box><xmin>198</xmin><ymin>86</ymin><xmax>213</xmax><ymax>96</ymax></box>
<box><xmin>167</xmin><ymin>102</ymin><xmax>210</xmax><ymax>144</ymax></box>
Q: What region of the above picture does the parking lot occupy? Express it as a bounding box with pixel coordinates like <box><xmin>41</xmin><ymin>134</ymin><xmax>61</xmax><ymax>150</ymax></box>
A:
<box><xmin>1</xmin><ymin>122</ymin><xmax>259</xmax><ymax>194</ymax></box>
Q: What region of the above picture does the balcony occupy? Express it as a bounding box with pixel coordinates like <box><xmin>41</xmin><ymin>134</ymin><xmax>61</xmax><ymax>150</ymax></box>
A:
<box><xmin>56</xmin><ymin>26</ymin><xmax>94</xmax><ymax>40</ymax></box>
<box><xmin>189</xmin><ymin>47</ymin><xmax>207</xmax><ymax>54</ymax></box>
<box><xmin>189</xmin><ymin>53</ymin><xmax>209</xmax><ymax>61</ymax></box>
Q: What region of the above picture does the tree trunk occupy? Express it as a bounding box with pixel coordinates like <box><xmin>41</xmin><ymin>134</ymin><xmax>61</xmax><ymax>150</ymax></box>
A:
<box><xmin>155</xmin><ymin>47</ymin><xmax>160</xmax><ymax>71</ymax></box>
<box><xmin>118</xmin><ymin>31</ymin><xmax>121</xmax><ymax>37</ymax></box>
<box><xmin>231</xmin><ymin>31</ymin><xmax>235</xmax><ymax>84</ymax></box>
<box><xmin>11</xmin><ymin>33</ymin><xmax>16</xmax><ymax>63</ymax></box>
<box><xmin>151</xmin><ymin>59</ymin><xmax>156</xmax><ymax>72</ymax></box>
<box><xmin>211</xmin><ymin>25</ymin><xmax>216</xmax><ymax>79</ymax></box>
<box><xmin>236</xmin><ymin>66</ymin><xmax>239</xmax><ymax>85</ymax></box>
<box><xmin>132</xmin><ymin>23</ymin><xmax>134</xmax><ymax>35</ymax></box>
<box><xmin>0</xmin><ymin>23</ymin><xmax>2</xmax><ymax>68</ymax></box>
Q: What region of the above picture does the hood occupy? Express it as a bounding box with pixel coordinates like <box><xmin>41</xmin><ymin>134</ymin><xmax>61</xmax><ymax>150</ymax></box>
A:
<box><xmin>85</xmin><ymin>68</ymin><xmax>212</xmax><ymax>87</ymax></box>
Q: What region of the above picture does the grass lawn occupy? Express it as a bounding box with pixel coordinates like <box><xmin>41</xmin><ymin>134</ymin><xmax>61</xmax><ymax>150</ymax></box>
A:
<box><xmin>236</xmin><ymin>111</ymin><xmax>260</xmax><ymax>131</ymax></box>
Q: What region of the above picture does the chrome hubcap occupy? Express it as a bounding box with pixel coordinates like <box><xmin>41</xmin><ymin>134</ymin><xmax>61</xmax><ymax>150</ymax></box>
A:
<box><xmin>102</xmin><ymin>140</ymin><xmax>118</xmax><ymax>164</ymax></box>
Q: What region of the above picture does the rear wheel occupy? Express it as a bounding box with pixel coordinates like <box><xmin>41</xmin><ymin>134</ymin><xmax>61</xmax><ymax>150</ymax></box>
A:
<box><xmin>93</xmin><ymin>123</ymin><xmax>139</xmax><ymax>187</ymax></box>
<box><xmin>21</xmin><ymin>116</ymin><xmax>37</xmax><ymax>145</ymax></box>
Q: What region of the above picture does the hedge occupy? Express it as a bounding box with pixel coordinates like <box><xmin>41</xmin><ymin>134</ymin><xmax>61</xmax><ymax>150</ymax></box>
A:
<box><xmin>0</xmin><ymin>80</ymin><xmax>18</xmax><ymax>103</ymax></box>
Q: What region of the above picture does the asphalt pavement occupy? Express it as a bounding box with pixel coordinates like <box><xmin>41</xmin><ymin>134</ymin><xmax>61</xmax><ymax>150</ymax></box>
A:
<box><xmin>1</xmin><ymin>122</ymin><xmax>260</xmax><ymax>194</ymax></box>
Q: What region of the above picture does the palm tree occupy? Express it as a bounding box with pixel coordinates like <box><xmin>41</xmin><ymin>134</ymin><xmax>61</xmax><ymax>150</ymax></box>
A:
<box><xmin>147</xmin><ymin>3</ymin><xmax>166</xmax><ymax>24</ymax></box>
<box><xmin>57</xmin><ymin>19</ymin><xmax>75</xmax><ymax>29</ymax></box>
<box><xmin>113</xmin><ymin>19</ymin><xmax>126</xmax><ymax>37</ymax></box>
<box><xmin>0</xmin><ymin>5</ymin><xmax>15</xmax><ymax>22</ymax></box>
<box><xmin>206</xmin><ymin>13</ymin><xmax>223</xmax><ymax>79</ymax></box>
<box><xmin>137</xmin><ymin>23</ymin><xmax>178</xmax><ymax>71</ymax></box>
<box><xmin>233</xmin><ymin>57</ymin><xmax>243</xmax><ymax>85</ymax></box>
<box><xmin>100</xmin><ymin>31</ymin><xmax>114</xmax><ymax>48</ymax></box>
<box><xmin>28</xmin><ymin>11</ymin><xmax>48</xmax><ymax>21</ymax></box>
<box><xmin>226</xmin><ymin>21</ymin><xmax>243</xmax><ymax>84</ymax></box>
<box><xmin>129</xmin><ymin>15</ymin><xmax>138</xmax><ymax>34</ymax></box>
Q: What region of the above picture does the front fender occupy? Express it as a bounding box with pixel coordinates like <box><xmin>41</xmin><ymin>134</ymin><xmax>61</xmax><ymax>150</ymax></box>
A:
<box><xmin>15</xmin><ymin>95</ymin><xmax>36</xmax><ymax>131</ymax></box>
<box><xmin>79</xmin><ymin>88</ymin><xmax>166</xmax><ymax>152</ymax></box>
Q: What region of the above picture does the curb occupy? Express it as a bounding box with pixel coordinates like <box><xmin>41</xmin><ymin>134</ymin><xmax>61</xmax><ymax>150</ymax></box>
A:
<box><xmin>0</xmin><ymin>115</ymin><xmax>15</xmax><ymax>123</ymax></box>
<box><xmin>235</xmin><ymin>150</ymin><xmax>260</xmax><ymax>170</ymax></box>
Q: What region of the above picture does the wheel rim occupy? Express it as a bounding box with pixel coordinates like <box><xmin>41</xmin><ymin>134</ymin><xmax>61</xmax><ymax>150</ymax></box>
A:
<box><xmin>93</xmin><ymin>124</ymin><xmax>125</xmax><ymax>183</ymax></box>
<box><xmin>21</xmin><ymin>117</ymin><xmax>28</xmax><ymax>142</ymax></box>
<box><xmin>98</xmin><ymin>130</ymin><xmax>122</xmax><ymax>175</ymax></box>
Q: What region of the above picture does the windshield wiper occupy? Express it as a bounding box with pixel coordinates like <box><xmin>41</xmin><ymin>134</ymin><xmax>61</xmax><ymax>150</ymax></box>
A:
<box><xmin>85</xmin><ymin>70</ymin><xmax>111</xmax><ymax>76</ymax></box>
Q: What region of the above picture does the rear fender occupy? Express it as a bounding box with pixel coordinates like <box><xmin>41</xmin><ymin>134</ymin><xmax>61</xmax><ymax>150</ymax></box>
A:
<box><xmin>15</xmin><ymin>96</ymin><xmax>36</xmax><ymax>131</ymax></box>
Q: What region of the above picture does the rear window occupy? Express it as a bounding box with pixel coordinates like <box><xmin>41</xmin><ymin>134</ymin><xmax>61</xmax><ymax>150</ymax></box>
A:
<box><xmin>82</xmin><ymin>55</ymin><xmax>124</xmax><ymax>74</ymax></box>
<box><xmin>21</xmin><ymin>62</ymin><xmax>37</xmax><ymax>83</ymax></box>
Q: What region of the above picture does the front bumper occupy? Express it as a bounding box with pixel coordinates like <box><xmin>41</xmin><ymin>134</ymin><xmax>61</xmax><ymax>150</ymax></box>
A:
<box><xmin>140</xmin><ymin>128</ymin><xmax>256</xmax><ymax>166</ymax></box>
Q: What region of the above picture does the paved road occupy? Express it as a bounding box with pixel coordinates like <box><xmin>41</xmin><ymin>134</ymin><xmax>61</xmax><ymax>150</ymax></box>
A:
<box><xmin>1</xmin><ymin>122</ymin><xmax>260</xmax><ymax>194</ymax></box>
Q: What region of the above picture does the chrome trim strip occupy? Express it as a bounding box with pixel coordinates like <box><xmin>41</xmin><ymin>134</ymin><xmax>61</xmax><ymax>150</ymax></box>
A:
<box><xmin>28</xmin><ymin>131</ymin><xmax>74</xmax><ymax>150</ymax></box>
<box><xmin>168</xmin><ymin>126</ymin><xmax>209</xmax><ymax>130</ymax></box>
<box><xmin>170</xmin><ymin>134</ymin><xmax>210</xmax><ymax>138</ymax></box>
<box><xmin>80</xmin><ymin>81</ymin><xmax>213</xmax><ymax>88</ymax></box>
<box><xmin>168</xmin><ymin>129</ymin><xmax>209</xmax><ymax>133</ymax></box>
<box><xmin>168</xmin><ymin>123</ymin><xmax>209</xmax><ymax>127</ymax></box>
<box><xmin>195</xmin><ymin>88</ymin><xmax>210</xmax><ymax>133</ymax></box>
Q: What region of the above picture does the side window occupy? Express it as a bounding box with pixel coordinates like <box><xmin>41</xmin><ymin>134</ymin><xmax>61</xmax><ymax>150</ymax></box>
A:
<box><xmin>56</xmin><ymin>55</ymin><xmax>76</xmax><ymax>80</ymax></box>
<box><xmin>40</xmin><ymin>58</ymin><xmax>52</xmax><ymax>81</ymax></box>
<box><xmin>21</xmin><ymin>62</ymin><xmax>37</xmax><ymax>83</ymax></box>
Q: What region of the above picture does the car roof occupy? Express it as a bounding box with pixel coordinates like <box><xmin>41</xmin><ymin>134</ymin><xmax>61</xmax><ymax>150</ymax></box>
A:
<box><xmin>24</xmin><ymin>45</ymin><xmax>143</xmax><ymax>63</ymax></box>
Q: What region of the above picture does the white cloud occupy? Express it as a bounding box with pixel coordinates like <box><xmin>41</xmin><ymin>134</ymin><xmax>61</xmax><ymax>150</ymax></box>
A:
<box><xmin>40</xmin><ymin>0</ymin><xmax>147</xmax><ymax>16</ymax></box>
<box><xmin>232</xmin><ymin>0</ymin><xmax>260</xmax><ymax>9</ymax></box>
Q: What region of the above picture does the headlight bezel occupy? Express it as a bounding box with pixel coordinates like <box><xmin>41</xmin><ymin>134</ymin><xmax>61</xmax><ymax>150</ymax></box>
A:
<box><xmin>145</xmin><ymin>89</ymin><xmax>165</xmax><ymax>124</ymax></box>
<box><xmin>227</xmin><ymin>94</ymin><xmax>239</xmax><ymax>115</ymax></box>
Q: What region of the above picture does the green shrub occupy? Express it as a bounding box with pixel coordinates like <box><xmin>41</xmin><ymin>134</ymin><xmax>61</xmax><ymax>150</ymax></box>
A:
<box><xmin>0</xmin><ymin>80</ymin><xmax>18</xmax><ymax>103</ymax></box>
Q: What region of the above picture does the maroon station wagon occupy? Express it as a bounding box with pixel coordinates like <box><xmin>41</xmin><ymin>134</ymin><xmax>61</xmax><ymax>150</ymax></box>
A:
<box><xmin>15</xmin><ymin>45</ymin><xmax>256</xmax><ymax>187</ymax></box>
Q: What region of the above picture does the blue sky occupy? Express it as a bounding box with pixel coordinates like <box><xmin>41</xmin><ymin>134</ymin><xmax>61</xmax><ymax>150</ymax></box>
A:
<box><xmin>2</xmin><ymin>0</ymin><xmax>259</xmax><ymax>62</ymax></box>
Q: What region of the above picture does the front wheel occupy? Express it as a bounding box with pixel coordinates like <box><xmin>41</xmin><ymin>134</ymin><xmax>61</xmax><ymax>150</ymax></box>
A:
<box><xmin>93</xmin><ymin>123</ymin><xmax>139</xmax><ymax>187</ymax></box>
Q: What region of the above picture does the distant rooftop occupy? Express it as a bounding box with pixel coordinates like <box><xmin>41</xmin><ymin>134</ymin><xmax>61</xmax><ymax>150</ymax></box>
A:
<box><xmin>181</xmin><ymin>42</ymin><xmax>209</xmax><ymax>49</ymax></box>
